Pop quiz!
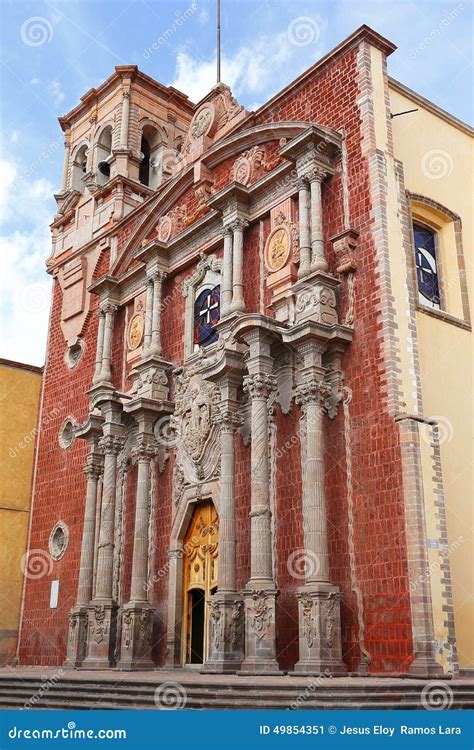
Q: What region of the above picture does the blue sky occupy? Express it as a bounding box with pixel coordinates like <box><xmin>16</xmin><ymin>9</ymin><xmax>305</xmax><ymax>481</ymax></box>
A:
<box><xmin>0</xmin><ymin>0</ymin><xmax>472</xmax><ymax>366</ymax></box>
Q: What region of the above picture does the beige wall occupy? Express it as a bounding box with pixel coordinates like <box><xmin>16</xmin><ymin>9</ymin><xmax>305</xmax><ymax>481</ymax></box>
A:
<box><xmin>389</xmin><ymin>83</ymin><xmax>473</xmax><ymax>668</ymax></box>
<box><xmin>0</xmin><ymin>360</ymin><xmax>42</xmax><ymax>665</ymax></box>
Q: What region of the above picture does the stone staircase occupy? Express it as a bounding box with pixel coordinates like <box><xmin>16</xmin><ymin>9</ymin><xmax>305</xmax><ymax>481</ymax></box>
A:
<box><xmin>0</xmin><ymin>671</ymin><xmax>473</xmax><ymax>710</ymax></box>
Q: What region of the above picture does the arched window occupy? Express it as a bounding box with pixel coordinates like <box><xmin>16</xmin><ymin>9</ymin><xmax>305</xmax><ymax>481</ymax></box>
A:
<box><xmin>96</xmin><ymin>125</ymin><xmax>113</xmax><ymax>185</ymax></box>
<box><xmin>71</xmin><ymin>144</ymin><xmax>88</xmax><ymax>192</ymax></box>
<box><xmin>193</xmin><ymin>285</ymin><xmax>220</xmax><ymax>348</ymax></box>
<box><xmin>182</xmin><ymin>254</ymin><xmax>222</xmax><ymax>358</ymax></box>
<box><xmin>413</xmin><ymin>222</ymin><xmax>440</xmax><ymax>309</ymax></box>
<box><xmin>139</xmin><ymin>124</ymin><xmax>165</xmax><ymax>190</ymax></box>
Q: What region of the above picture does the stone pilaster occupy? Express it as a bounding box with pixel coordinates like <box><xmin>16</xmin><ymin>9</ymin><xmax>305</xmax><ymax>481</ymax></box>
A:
<box><xmin>149</xmin><ymin>270</ymin><xmax>166</xmax><ymax>356</ymax></box>
<box><xmin>120</xmin><ymin>91</ymin><xmax>131</xmax><ymax>148</ymax></box>
<box><xmin>143</xmin><ymin>276</ymin><xmax>154</xmax><ymax>353</ymax></box>
<box><xmin>308</xmin><ymin>167</ymin><xmax>329</xmax><ymax>273</ymax></box>
<box><xmin>65</xmin><ymin>446</ymin><xmax>103</xmax><ymax>668</ymax></box>
<box><xmin>221</xmin><ymin>227</ymin><xmax>233</xmax><ymax>318</ymax></box>
<box><xmin>93</xmin><ymin>309</ymin><xmax>106</xmax><ymax>385</ymax></box>
<box><xmin>98</xmin><ymin>303</ymin><xmax>118</xmax><ymax>385</ymax></box>
<box><xmin>118</xmin><ymin>437</ymin><xmax>157</xmax><ymax>670</ymax></box>
<box><xmin>292</xmin><ymin>362</ymin><xmax>347</xmax><ymax>675</ymax></box>
<box><xmin>83</xmin><ymin>426</ymin><xmax>123</xmax><ymax>669</ymax></box>
<box><xmin>229</xmin><ymin>218</ymin><xmax>248</xmax><ymax>313</ymax></box>
<box><xmin>241</xmin><ymin>363</ymin><xmax>280</xmax><ymax>674</ymax></box>
<box><xmin>203</xmin><ymin>406</ymin><xmax>244</xmax><ymax>673</ymax></box>
<box><xmin>61</xmin><ymin>137</ymin><xmax>70</xmax><ymax>192</ymax></box>
<box><xmin>296</xmin><ymin>177</ymin><xmax>311</xmax><ymax>279</ymax></box>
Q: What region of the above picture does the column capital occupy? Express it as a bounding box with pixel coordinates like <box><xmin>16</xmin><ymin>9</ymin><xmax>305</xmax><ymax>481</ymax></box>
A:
<box><xmin>147</xmin><ymin>269</ymin><xmax>167</xmax><ymax>283</ymax></box>
<box><xmin>99</xmin><ymin>434</ymin><xmax>125</xmax><ymax>456</ymax></box>
<box><xmin>83</xmin><ymin>461</ymin><xmax>103</xmax><ymax>480</ymax></box>
<box><xmin>295</xmin><ymin>378</ymin><xmax>331</xmax><ymax>408</ymax></box>
<box><xmin>130</xmin><ymin>437</ymin><xmax>159</xmax><ymax>463</ymax></box>
<box><xmin>221</xmin><ymin>224</ymin><xmax>233</xmax><ymax>238</ymax></box>
<box><xmin>213</xmin><ymin>409</ymin><xmax>244</xmax><ymax>433</ymax></box>
<box><xmin>243</xmin><ymin>372</ymin><xmax>277</xmax><ymax>401</ymax></box>
<box><xmin>294</xmin><ymin>175</ymin><xmax>310</xmax><ymax>191</ymax></box>
<box><xmin>229</xmin><ymin>217</ymin><xmax>249</xmax><ymax>233</ymax></box>
<box><xmin>100</xmin><ymin>302</ymin><xmax>119</xmax><ymax>316</ymax></box>
<box><xmin>307</xmin><ymin>165</ymin><xmax>330</xmax><ymax>183</ymax></box>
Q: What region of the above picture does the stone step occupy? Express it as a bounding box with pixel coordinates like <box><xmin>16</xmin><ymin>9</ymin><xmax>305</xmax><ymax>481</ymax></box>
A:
<box><xmin>0</xmin><ymin>681</ymin><xmax>472</xmax><ymax>710</ymax></box>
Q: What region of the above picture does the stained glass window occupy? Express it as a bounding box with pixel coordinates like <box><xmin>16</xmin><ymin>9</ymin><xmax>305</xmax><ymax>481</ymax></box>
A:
<box><xmin>193</xmin><ymin>285</ymin><xmax>220</xmax><ymax>348</ymax></box>
<box><xmin>413</xmin><ymin>223</ymin><xmax>440</xmax><ymax>309</ymax></box>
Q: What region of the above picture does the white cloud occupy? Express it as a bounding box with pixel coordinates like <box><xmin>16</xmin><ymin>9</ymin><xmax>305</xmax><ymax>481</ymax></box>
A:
<box><xmin>46</xmin><ymin>79</ymin><xmax>65</xmax><ymax>107</ymax></box>
<box><xmin>0</xmin><ymin>156</ymin><xmax>54</xmax><ymax>366</ymax></box>
<box><xmin>170</xmin><ymin>26</ymin><xmax>322</xmax><ymax>104</ymax></box>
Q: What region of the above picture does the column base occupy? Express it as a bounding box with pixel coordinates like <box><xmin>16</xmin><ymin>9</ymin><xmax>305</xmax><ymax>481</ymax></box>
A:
<box><xmin>64</xmin><ymin>606</ymin><xmax>89</xmax><ymax>669</ymax></box>
<box><xmin>240</xmin><ymin>588</ymin><xmax>281</xmax><ymax>675</ymax></box>
<box><xmin>293</xmin><ymin>584</ymin><xmax>347</xmax><ymax>676</ymax></box>
<box><xmin>82</xmin><ymin>602</ymin><xmax>118</xmax><ymax>670</ymax></box>
<box><xmin>116</xmin><ymin>603</ymin><xmax>155</xmax><ymax>670</ymax></box>
<box><xmin>409</xmin><ymin>654</ymin><xmax>444</xmax><ymax>678</ymax></box>
<box><xmin>201</xmin><ymin>593</ymin><xmax>244</xmax><ymax>674</ymax></box>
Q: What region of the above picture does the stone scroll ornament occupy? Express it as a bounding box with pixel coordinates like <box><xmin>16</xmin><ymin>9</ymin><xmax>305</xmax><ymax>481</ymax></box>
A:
<box><xmin>332</xmin><ymin>229</ymin><xmax>358</xmax><ymax>325</ymax></box>
<box><xmin>231</xmin><ymin>145</ymin><xmax>280</xmax><ymax>187</ymax></box>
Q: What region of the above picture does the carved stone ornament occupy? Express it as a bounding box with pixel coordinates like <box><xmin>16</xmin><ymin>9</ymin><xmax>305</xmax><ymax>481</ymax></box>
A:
<box><xmin>156</xmin><ymin>204</ymin><xmax>187</xmax><ymax>242</ymax></box>
<box><xmin>191</xmin><ymin>106</ymin><xmax>214</xmax><ymax>138</ymax></box>
<box><xmin>332</xmin><ymin>229</ymin><xmax>358</xmax><ymax>275</ymax></box>
<box><xmin>264</xmin><ymin>225</ymin><xmax>291</xmax><ymax>272</ymax></box>
<box><xmin>171</xmin><ymin>366</ymin><xmax>220</xmax><ymax>495</ymax></box>
<box><xmin>301</xmin><ymin>595</ymin><xmax>316</xmax><ymax>648</ymax></box>
<box><xmin>89</xmin><ymin>605</ymin><xmax>107</xmax><ymax>644</ymax></box>
<box><xmin>248</xmin><ymin>591</ymin><xmax>271</xmax><ymax>641</ymax></box>
<box><xmin>231</xmin><ymin>145</ymin><xmax>277</xmax><ymax>186</ymax></box>
<box><xmin>127</xmin><ymin>312</ymin><xmax>144</xmax><ymax>351</ymax></box>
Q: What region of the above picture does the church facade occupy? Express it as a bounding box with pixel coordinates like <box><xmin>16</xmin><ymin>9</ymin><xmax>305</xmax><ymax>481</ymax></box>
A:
<box><xmin>18</xmin><ymin>25</ymin><xmax>473</xmax><ymax>677</ymax></box>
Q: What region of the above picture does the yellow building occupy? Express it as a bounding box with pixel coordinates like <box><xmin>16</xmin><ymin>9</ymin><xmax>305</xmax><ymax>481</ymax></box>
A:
<box><xmin>0</xmin><ymin>359</ymin><xmax>42</xmax><ymax>665</ymax></box>
<box><xmin>388</xmin><ymin>80</ymin><xmax>473</xmax><ymax>671</ymax></box>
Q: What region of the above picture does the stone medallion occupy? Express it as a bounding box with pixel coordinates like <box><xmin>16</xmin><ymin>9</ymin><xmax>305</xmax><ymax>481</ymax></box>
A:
<box><xmin>127</xmin><ymin>312</ymin><xmax>144</xmax><ymax>351</ymax></box>
<box><xmin>265</xmin><ymin>225</ymin><xmax>291</xmax><ymax>272</ymax></box>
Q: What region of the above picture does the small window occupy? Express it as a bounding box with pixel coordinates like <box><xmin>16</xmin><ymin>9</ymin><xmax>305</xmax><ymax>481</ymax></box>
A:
<box><xmin>193</xmin><ymin>285</ymin><xmax>220</xmax><ymax>349</ymax></box>
<box><xmin>413</xmin><ymin>223</ymin><xmax>440</xmax><ymax>310</ymax></box>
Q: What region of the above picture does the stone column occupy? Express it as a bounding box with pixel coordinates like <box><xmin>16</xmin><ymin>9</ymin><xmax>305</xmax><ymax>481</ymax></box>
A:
<box><xmin>297</xmin><ymin>177</ymin><xmax>311</xmax><ymax>279</ymax></box>
<box><xmin>164</xmin><ymin>548</ymin><xmax>184</xmax><ymax>668</ymax></box>
<box><xmin>99</xmin><ymin>303</ymin><xmax>117</xmax><ymax>385</ymax></box>
<box><xmin>61</xmin><ymin>137</ymin><xmax>70</xmax><ymax>192</ymax></box>
<box><xmin>83</xmin><ymin>428</ymin><xmax>123</xmax><ymax>669</ymax></box>
<box><xmin>120</xmin><ymin>91</ymin><xmax>131</xmax><ymax>148</ymax></box>
<box><xmin>240</xmin><ymin>334</ymin><xmax>280</xmax><ymax>673</ymax></box>
<box><xmin>308</xmin><ymin>168</ymin><xmax>328</xmax><ymax>273</ymax></box>
<box><xmin>143</xmin><ymin>276</ymin><xmax>154</xmax><ymax>354</ymax></box>
<box><xmin>230</xmin><ymin>219</ymin><xmax>247</xmax><ymax>313</ymax></box>
<box><xmin>221</xmin><ymin>227</ymin><xmax>233</xmax><ymax>318</ymax></box>
<box><xmin>292</xmin><ymin>345</ymin><xmax>347</xmax><ymax>675</ymax></box>
<box><xmin>150</xmin><ymin>271</ymin><xmax>166</xmax><ymax>356</ymax></box>
<box><xmin>118</xmin><ymin>436</ymin><xmax>157</xmax><ymax>670</ymax></box>
<box><xmin>64</xmin><ymin>444</ymin><xmax>103</xmax><ymax>668</ymax></box>
<box><xmin>202</xmin><ymin>392</ymin><xmax>244</xmax><ymax>673</ymax></box>
<box><xmin>93</xmin><ymin>309</ymin><xmax>106</xmax><ymax>384</ymax></box>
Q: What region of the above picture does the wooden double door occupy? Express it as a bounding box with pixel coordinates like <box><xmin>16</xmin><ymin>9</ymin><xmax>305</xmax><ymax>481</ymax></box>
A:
<box><xmin>182</xmin><ymin>501</ymin><xmax>219</xmax><ymax>665</ymax></box>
